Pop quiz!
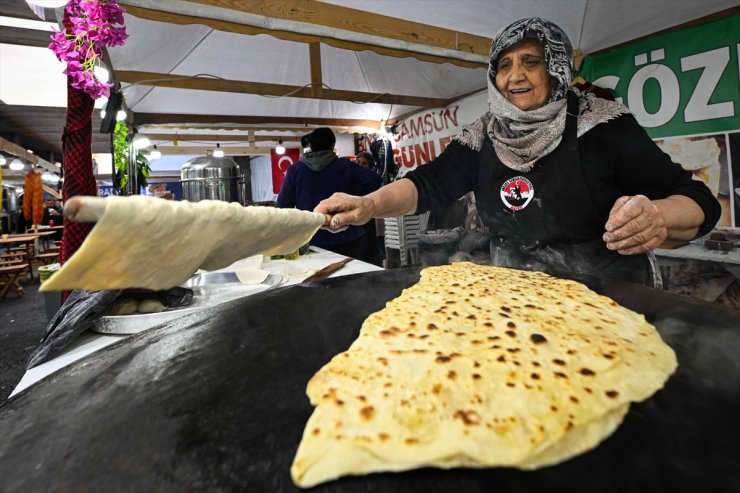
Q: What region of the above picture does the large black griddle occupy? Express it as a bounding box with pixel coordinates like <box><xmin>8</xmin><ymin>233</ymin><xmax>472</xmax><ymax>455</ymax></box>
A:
<box><xmin>1</xmin><ymin>268</ymin><xmax>739</xmax><ymax>492</ymax></box>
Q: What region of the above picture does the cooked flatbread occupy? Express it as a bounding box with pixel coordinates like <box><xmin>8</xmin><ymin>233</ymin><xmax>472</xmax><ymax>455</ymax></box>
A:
<box><xmin>291</xmin><ymin>262</ymin><xmax>677</xmax><ymax>487</ymax></box>
<box><xmin>41</xmin><ymin>196</ymin><xmax>324</xmax><ymax>291</ymax></box>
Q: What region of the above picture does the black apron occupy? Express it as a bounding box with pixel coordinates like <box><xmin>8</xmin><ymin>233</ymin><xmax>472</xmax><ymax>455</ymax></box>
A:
<box><xmin>475</xmin><ymin>93</ymin><xmax>653</xmax><ymax>286</ymax></box>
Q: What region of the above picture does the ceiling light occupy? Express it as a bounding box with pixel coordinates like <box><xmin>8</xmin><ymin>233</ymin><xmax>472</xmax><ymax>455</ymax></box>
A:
<box><xmin>9</xmin><ymin>158</ymin><xmax>25</xmax><ymax>171</ymax></box>
<box><xmin>116</xmin><ymin>109</ymin><xmax>127</xmax><ymax>121</ymax></box>
<box><xmin>0</xmin><ymin>155</ymin><xmax>6</xmax><ymax>166</ymax></box>
<box><xmin>150</xmin><ymin>145</ymin><xmax>161</xmax><ymax>160</ymax></box>
<box><xmin>213</xmin><ymin>143</ymin><xmax>224</xmax><ymax>158</ymax></box>
<box><xmin>275</xmin><ymin>139</ymin><xmax>286</xmax><ymax>155</ymax></box>
<box><xmin>132</xmin><ymin>135</ymin><xmax>150</xmax><ymax>149</ymax></box>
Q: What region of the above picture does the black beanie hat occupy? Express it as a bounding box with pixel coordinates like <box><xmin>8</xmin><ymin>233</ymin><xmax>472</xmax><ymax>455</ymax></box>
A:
<box><xmin>309</xmin><ymin>127</ymin><xmax>336</xmax><ymax>152</ymax></box>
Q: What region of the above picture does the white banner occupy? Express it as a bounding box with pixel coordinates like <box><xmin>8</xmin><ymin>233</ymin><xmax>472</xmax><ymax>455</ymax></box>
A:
<box><xmin>392</xmin><ymin>91</ymin><xmax>487</xmax><ymax>174</ymax></box>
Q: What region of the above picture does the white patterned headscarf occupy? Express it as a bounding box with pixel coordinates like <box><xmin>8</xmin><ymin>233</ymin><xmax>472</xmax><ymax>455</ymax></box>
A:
<box><xmin>455</xmin><ymin>18</ymin><xmax>629</xmax><ymax>172</ymax></box>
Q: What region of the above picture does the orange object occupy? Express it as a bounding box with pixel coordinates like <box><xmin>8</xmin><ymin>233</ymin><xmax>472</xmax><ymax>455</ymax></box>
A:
<box><xmin>23</xmin><ymin>170</ymin><xmax>44</xmax><ymax>225</ymax></box>
<box><xmin>32</xmin><ymin>171</ymin><xmax>43</xmax><ymax>225</ymax></box>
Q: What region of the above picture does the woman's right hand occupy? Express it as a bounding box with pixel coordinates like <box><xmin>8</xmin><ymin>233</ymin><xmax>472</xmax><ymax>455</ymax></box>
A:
<box><xmin>314</xmin><ymin>193</ymin><xmax>376</xmax><ymax>232</ymax></box>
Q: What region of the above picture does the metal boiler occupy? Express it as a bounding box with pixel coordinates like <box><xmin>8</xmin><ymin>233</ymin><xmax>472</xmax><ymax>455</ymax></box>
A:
<box><xmin>1</xmin><ymin>185</ymin><xmax>19</xmax><ymax>233</ymax></box>
<box><xmin>180</xmin><ymin>155</ymin><xmax>245</xmax><ymax>204</ymax></box>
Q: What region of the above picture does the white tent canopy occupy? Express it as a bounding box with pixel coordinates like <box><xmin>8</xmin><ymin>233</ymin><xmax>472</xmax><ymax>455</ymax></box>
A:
<box><xmin>102</xmin><ymin>0</ymin><xmax>734</xmax><ymax>146</ymax></box>
<box><xmin>1</xmin><ymin>0</ymin><xmax>735</xmax><ymax>162</ymax></box>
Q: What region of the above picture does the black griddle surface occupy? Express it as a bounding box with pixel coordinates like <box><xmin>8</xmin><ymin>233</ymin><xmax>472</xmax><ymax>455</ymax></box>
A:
<box><xmin>1</xmin><ymin>268</ymin><xmax>738</xmax><ymax>492</ymax></box>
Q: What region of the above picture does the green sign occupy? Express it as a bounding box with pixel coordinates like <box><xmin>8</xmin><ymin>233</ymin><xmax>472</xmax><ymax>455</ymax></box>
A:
<box><xmin>578</xmin><ymin>15</ymin><xmax>739</xmax><ymax>138</ymax></box>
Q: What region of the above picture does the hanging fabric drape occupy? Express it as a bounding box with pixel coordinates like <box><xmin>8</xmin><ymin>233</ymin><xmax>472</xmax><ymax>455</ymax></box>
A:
<box><xmin>60</xmin><ymin>11</ymin><xmax>97</xmax><ymax>271</ymax></box>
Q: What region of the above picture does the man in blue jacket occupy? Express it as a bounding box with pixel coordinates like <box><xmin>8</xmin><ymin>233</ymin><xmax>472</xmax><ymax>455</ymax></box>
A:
<box><xmin>277</xmin><ymin>127</ymin><xmax>383</xmax><ymax>265</ymax></box>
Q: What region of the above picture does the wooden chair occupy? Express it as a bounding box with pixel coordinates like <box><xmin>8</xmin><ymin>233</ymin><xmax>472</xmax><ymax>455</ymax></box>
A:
<box><xmin>1</xmin><ymin>252</ymin><xmax>25</xmax><ymax>262</ymax></box>
<box><xmin>0</xmin><ymin>256</ymin><xmax>32</xmax><ymax>279</ymax></box>
<box><xmin>1</xmin><ymin>251</ymin><xmax>33</xmax><ymax>278</ymax></box>
<box><xmin>36</xmin><ymin>252</ymin><xmax>60</xmax><ymax>265</ymax></box>
<box><xmin>0</xmin><ymin>263</ymin><xmax>28</xmax><ymax>299</ymax></box>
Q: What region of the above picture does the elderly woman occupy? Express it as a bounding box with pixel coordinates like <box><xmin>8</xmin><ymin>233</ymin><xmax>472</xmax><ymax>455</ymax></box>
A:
<box><xmin>316</xmin><ymin>18</ymin><xmax>720</xmax><ymax>285</ymax></box>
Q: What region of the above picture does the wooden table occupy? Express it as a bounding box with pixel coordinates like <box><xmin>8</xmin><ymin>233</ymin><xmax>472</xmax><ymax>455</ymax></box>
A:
<box><xmin>29</xmin><ymin>226</ymin><xmax>64</xmax><ymax>248</ymax></box>
<box><xmin>0</xmin><ymin>263</ymin><xmax>29</xmax><ymax>298</ymax></box>
<box><xmin>34</xmin><ymin>231</ymin><xmax>57</xmax><ymax>252</ymax></box>
<box><xmin>0</xmin><ymin>234</ymin><xmax>41</xmax><ymax>280</ymax></box>
<box><xmin>34</xmin><ymin>225</ymin><xmax>64</xmax><ymax>234</ymax></box>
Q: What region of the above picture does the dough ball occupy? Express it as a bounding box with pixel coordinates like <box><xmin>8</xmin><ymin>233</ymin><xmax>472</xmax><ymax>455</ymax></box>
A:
<box><xmin>106</xmin><ymin>297</ymin><xmax>138</xmax><ymax>316</ymax></box>
<box><xmin>136</xmin><ymin>298</ymin><xmax>166</xmax><ymax>314</ymax></box>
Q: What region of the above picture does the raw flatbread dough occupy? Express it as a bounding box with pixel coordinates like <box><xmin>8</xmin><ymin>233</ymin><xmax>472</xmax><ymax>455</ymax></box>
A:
<box><xmin>291</xmin><ymin>263</ymin><xmax>677</xmax><ymax>487</ymax></box>
<box><xmin>234</xmin><ymin>269</ymin><xmax>270</xmax><ymax>285</ymax></box>
<box><xmin>105</xmin><ymin>297</ymin><xmax>137</xmax><ymax>316</ymax></box>
<box><xmin>279</xmin><ymin>263</ymin><xmax>316</xmax><ymax>279</ymax></box>
<box><xmin>136</xmin><ymin>298</ymin><xmax>165</xmax><ymax>314</ymax></box>
<box><xmin>41</xmin><ymin>196</ymin><xmax>325</xmax><ymax>291</ymax></box>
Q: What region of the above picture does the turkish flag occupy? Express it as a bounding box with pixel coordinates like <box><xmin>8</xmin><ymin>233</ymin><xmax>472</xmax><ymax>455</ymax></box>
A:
<box><xmin>271</xmin><ymin>148</ymin><xmax>301</xmax><ymax>193</ymax></box>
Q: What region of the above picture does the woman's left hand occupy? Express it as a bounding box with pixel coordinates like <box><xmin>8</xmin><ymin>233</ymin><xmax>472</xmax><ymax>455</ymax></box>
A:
<box><xmin>603</xmin><ymin>195</ymin><xmax>667</xmax><ymax>255</ymax></box>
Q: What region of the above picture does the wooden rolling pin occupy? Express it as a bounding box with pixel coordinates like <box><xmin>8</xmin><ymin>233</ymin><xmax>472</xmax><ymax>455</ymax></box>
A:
<box><xmin>302</xmin><ymin>257</ymin><xmax>353</xmax><ymax>283</ymax></box>
<box><xmin>64</xmin><ymin>196</ymin><xmax>333</xmax><ymax>227</ymax></box>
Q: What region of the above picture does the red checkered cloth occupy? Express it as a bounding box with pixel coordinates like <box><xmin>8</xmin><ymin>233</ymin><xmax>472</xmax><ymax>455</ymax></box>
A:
<box><xmin>60</xmin><ymin>12</ymin><xmax>98</xmax><ymax>300</ymax></box>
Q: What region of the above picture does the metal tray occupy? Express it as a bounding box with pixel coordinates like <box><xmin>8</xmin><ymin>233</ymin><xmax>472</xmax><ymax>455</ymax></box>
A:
<box><xmin>91</xmin><ymin>273</ymin><xmax>284</xmax><ymax>335</ymax></box>
<box><xmin>185</xmin><ymin>271</ymin><xmax>281</xmax><ymax>287</ymax></box>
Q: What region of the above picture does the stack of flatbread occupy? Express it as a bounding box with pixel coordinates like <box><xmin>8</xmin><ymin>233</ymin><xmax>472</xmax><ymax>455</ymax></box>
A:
<box><xmin>41</xmin><ymin>196</ymin><xmax>325</xmax><ymax>292</ymax></box>
<box><xmin>291</xmin><ymin>262</ymin><xmax>677</xmax><ymax>487</ymax></box>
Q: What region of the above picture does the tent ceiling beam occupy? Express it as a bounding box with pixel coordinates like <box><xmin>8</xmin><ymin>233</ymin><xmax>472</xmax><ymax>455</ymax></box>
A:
<box><xmin>309</xmin><ymin>42</ymin><xmax>323</xmax><ymax>98</ymax></box>
<box><xmin>134</xmin><ymin>113</ymin><xmax>381</xmax><ymax>129</ymax></box>
<box><xmin>141</xmin><ymin>133</ymin><xmax>302</xmax><ymax>143</ymax></box>
<box><xmin>0</xmin><ymin>3</ymin><xmax>37</xmax><ymax>21</ymax></box>
<box><xmin>117</xmin><ymin>70</ymin><xmax>448</xmax><ymax>108</ymax></box>
<box><xmin>183</xmin><ymin>0</ymin><xmax>490</xmax><ymax>57</ymax></box>
<box><xmin>120</xmin><ymin>1</ymin><xmax>488</xmax><ymax>69</ymax></box>
<box><xmin>0</xmin><ymin>25</ymin><xmax>51</xmax><ymax>48</ymax></box>
<box><xmin>137</xmin><ymin>125</ymin><xmax>358</xmax><ymax>134</ymax></box>
<box><xmin>154</xmin><ymin>145</ymin><xmax>271</xmax><ymax>156</ymax></box>
<box><xmin>0</xmin><ymin>136</ymin><xmax>55</xmax><ymax>171</ymax></box>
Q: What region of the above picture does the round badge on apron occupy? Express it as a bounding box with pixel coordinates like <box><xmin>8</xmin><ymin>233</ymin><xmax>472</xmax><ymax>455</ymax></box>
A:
<box><xmin>500</xmin><ymin>176</ymin><xmax>534</xmax><ymax>211</ymax></box>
